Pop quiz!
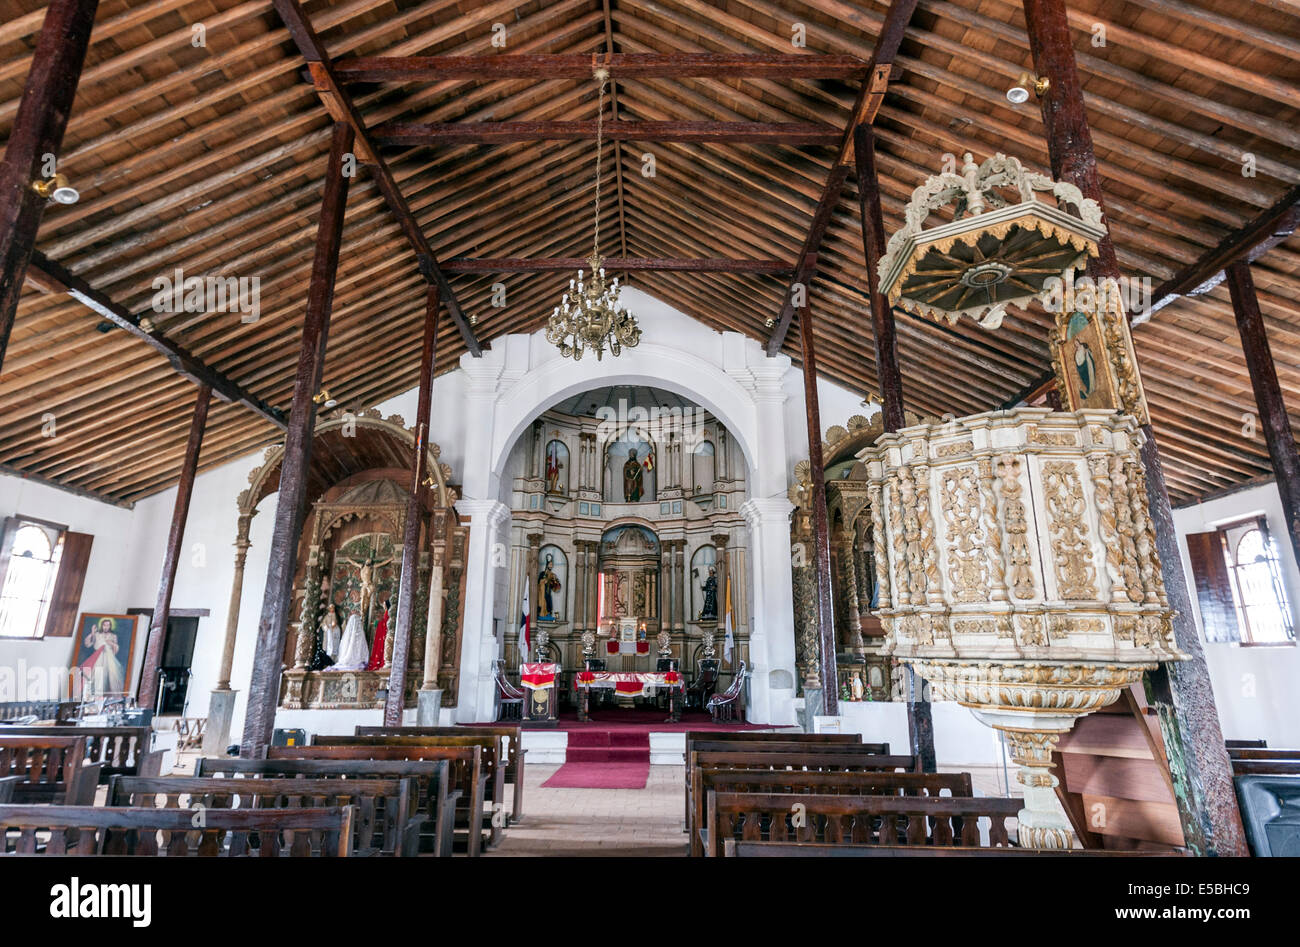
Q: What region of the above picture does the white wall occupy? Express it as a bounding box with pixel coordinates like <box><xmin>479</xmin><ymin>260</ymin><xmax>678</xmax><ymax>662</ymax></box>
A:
<box><xmin>0</xmin><ymin>477</ymin><xmax>139</xmax><ymax>701</ymax></box>
<box><xmin>1172</xmin><ymin>480</ymin><xmax>1300</xmax><ymax>748</ymax></box>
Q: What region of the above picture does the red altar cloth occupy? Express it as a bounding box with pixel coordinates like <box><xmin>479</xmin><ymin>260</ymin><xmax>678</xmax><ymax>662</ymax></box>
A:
<box><xmin>575</xmin><ymin>670</ymin><xmax>682</xmax><ymax>698</ymax></box>
<box><xmin>520</xmin><ymin>662</ymin><xmax>558</xmax><ymax>690</ymax></box>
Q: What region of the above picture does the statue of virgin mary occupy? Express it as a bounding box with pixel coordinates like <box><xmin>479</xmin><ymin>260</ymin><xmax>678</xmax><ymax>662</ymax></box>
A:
<box><xmin>334</xmin><ymin>612</ymin><xmax>371</xmax><ymax>670</ymax></box>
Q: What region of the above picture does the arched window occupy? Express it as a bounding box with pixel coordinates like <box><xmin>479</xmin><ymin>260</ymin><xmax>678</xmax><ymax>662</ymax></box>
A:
<box><xmin>1228</xmin><ymin>520</ymin><xmax>1294</xmax><ymax>643</ymax></box>
<box><xmin>0</xmin><ymin>521</ymin><xmax>64</xmax><ymax>638</ymax></box>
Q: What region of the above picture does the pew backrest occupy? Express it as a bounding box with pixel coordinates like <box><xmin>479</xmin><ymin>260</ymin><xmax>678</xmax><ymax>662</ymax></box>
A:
<box><xmin>720</xmin><ymin>840</ymin><xmax>1181</xmax><ymax>857</ymax></box>
<box><xmin>0</xmin><ymin>804</ymin><xmax>353</xmax><ymax>856</ymax></box>
<box><xmin>0</xmin><ymin>726</ymin><xmax>163</xmax><ymax>783</ymax></box>
<box><xmin>106</xmin><ymin>775</ymin><xmax>420</xmax><ymax>856</ymax></box>
<box><xmin>267</xmin><ymin>745</ymin><xmax>485</xmax><ymax>855</ymax></box>
<box><xmin>356</xmin><ymin>726</ymin><xmax>524</xmax><ymax>773</ymax></box>
<box><xmin>0</xmin><ymin>736</ymin><xmax>98</xmax><ymax>804</ymax></box>
<box><xmin>193</xmin><ymin>757</ymin><xmax>455</xmax><ymax>857</ymax></box>
<box><xmin>704</xmin><ymin>791</ymin><xmax>1022</xmax><ymax>856</ymax></box>
<box><xmin>689</xmin><ymin>767</ymin><xmax>960</xmax><ymax>857</ymax></box>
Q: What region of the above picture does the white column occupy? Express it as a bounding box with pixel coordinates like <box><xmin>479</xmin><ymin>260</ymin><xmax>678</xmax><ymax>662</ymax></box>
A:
<box><xmin>454</xmin><ymin>498</ymin><xmax>511</xmax><ymax>722</ymax></box>
<box><xmin>742</xmin><ymin>497</ymin><xmax>798</xmax><ymax>726</ymax></box>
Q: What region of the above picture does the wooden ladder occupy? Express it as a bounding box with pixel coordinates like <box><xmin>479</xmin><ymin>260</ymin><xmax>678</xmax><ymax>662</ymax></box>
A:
<box><xmin>1052</xmin><ymin>683</ymin><xmax>1186</xmax><ymax>851</ymax></box>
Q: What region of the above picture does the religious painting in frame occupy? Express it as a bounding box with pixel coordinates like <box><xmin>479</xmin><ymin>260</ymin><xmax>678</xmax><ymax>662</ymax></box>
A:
<box><xmin>1055</xmin><ymin>309</ymin><xmax>1119</xmax><ymax>413</ymax></box>
<box><xmin>70</xmin><ymin>613</ymin><xmax>140</xmax><ymax>701</ymax></box>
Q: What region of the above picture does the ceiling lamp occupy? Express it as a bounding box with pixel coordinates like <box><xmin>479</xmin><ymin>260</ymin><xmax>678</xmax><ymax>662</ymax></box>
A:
<box><xmin>876</xmin><ymin>152</ymin><xmax>1106</xmax><ymax>330</ymax></box>
<box><xmin>31</xmin><ymin>172</ymin><xmax>79</xmax><ymax>205</ymax></box>
<box><xmin>546</xmin><ymin>68</ymin><xmax>640</xmax><ymax>361</ymax></box>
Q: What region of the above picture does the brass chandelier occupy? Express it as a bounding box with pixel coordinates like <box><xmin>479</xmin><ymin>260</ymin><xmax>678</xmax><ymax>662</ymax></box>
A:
<box><xmin>546</xmin><ymin>68</ymin><xmax>641</xmax><ymax>361</ymax></box>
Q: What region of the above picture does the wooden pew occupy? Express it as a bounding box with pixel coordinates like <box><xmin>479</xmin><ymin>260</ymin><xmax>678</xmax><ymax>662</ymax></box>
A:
<box><xmin>0</xmin><ymin>804</ymin><xmax>354</xmax><ymax>856</ymax></box>
<box><xmin>269</xmin><ymin>745</ymin><xmax>488</xmax><ymax>856</ymax></box>
<box><xmin>703</xmin><ymin>791</ymin><xmax>1023</xmax><ymax>856</ymax></box>
<box><xmin>195</xmin><ymin>757</ymin><xmax>457</xmax><ymax>858</ymax></box>
<box><xmin>0</xmin><ymin>736</ymin><xmax>101</xmax><ymax>805</ymax></box>
<box><xmin>685</xmin><ymin>741</ymin><xmax>903</xmax><ymax>855</ymax></box>
<box><xmin>318</xmin><ymin>734</ymin><xmax>507</xmax><ymax>847</ymax></box>
<box><xmin>690</xmin><ymin>769</ymin><xmax>972</xmax><ymax>858</ymax></box>
<box><xmin>357</xmin><ymin>725</ymin><xmax>526</xmax><ymax>824</ymax></box>
<box><xmin>1227</xmin><ymin>747</ymin><xmax>1300</xmax><ymax>776</ymax></box>
<box><xmin>107</xmin><ymin>775</ymin><xmax>421</xmax><ymax>856</ymax></box>
<box><xmin>0</xmin><ymin>726</ymin><xmax>163</xmax><ymax>784</ymax></box>
<box><xmin>681</xmin><ymin>731</ymin><xmax>863</xmax><ymax>828</ymax></box>
<box><xmin>0</xmin><ymin>700</ymin><xmax>76</xmax><ymax>723</ymax></box>
<box><xmin>721</xmin><ymin>840</ymin><xmax>1181</xmax><ymax>857</ymax></box>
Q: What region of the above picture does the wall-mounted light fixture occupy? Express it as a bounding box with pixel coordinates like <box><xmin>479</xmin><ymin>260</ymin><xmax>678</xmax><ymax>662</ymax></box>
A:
<box><xmin>31</xmin><ymin>173</ymin><xmax>79</xmax><ymax>205</ymax></box>
<box><xmin>1006</xmin><ymin>72</ymin><xmax>1050</xmax><ymax>104</ymax></box>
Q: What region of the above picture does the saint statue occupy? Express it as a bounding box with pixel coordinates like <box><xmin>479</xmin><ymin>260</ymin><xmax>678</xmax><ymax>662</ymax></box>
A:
<box><xmin>334</xmin><ymin>612</ymin><xmax>370</xmax><ymax>670</ymax></box>
<box><xmin>546</xmin><ymin>442</ymin><xmax>563</xmax><ymax>494</ymax></box>
<box><xmin>622</xmin><ymin>447</ymin><xmax>644</xmax><ymax>502</ymax></box>
<box><xmin>366</xmin><ymin>599</ymin><xmax>391</xmax><ymax>670</ymax></box>
<box><xmin>699</xmin><ymin>566</ymin><xmax>718</xmax><ymax>621</ymax></box>
<box><xmin>310</xmin><ymin>606</ymin><xmax>339</xmax><ymax>671</ymax></box>
<box><xmin>850</xmin><ymin>670</ymin><xmax>865</xmax><ymax>701</ymax></box>
<box><xmin>537</xmin><ymin>555</ymin><xmax>562</xmax><ymax>621</ymax></box>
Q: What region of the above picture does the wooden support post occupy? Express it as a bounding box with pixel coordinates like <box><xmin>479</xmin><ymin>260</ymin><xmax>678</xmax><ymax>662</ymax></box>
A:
<box><xmin>798</xmin><ymin>302</ymin><xmax>838</xmax><ymax>717</ymax></box>
<box><xmin>240</xmin><ymin>122</ymin><xmax>354</xmax><ymax>756</ymax></box>
<box><xmin>0</xmin><ymin>0</ymin><xmax>98</xmax><ymax>375</ymax></box>
<box><xmin>1023</xmin><ymin>0</ymin><xmax>1247</xmax><ymax>856</ymax></box>
<box><xmin>855</xmin><ymin>123</ymin><xmax>935</xmax><ymax>770</ymax></box>
<box><xmin>138</xmin><ymin>384</ymin><xmax>211</xmax><ymax>713</ymax></box>
<box><xmin>384</xmin><ymin>286</ymin><xmax>440</xmax><ymax>725</ymax></box>
<box><xmin>1227</xmin><ymin>261</ymin><xmax>1300</xmax><ymax>566</ymax></box>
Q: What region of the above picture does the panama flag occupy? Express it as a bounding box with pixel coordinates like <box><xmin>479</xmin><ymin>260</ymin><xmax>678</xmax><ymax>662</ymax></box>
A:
<box><xmin>520</xmin><ymin>579</ymin><xmax>531</xmax><ymax>660</ymax></box>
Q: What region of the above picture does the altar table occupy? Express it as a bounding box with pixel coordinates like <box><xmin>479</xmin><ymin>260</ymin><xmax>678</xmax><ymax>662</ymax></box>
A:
<box><xmin>575</xmin><ymin>670</ymin><xmax>684</xmax><ymax>723</ymax></box>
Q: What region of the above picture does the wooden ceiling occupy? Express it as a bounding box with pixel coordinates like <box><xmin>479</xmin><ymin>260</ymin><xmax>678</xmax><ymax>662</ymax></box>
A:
<box><xmin>1</xmin><ymin>0</ymin><xmax>1297</xmax><ymax>507</ymax></box>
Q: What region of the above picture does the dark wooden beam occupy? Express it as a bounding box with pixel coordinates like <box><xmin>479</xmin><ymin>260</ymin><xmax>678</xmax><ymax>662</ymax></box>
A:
<box><xmin>1145</xmin><ymin>183</ymin><xmax>1300</xmax><ymax>319</ymax></box>
<box><xmin>372</xmin><ymin>121</ymin><xmax>842</xmax><ymax>146</ymax></box>
<box><xmin>241</xmin><ymin>122</ymin><xmax>354</xmax><ymax>757</ymax></box>
<box><xmin>332</xmin><ymin>53</ymin><xmax>871</xmax><ymax>83</ymax></box>
<box><xmin>855</xmin><ymin>123</ymin><xmax>935</xmax><ymax>771</ymax></box>
<box><xmin>26</xmin><ymin>251</ymin><xmax>287</xmax><ymax>430</ymax></box>
<box><xmin>0</xmin><ymin>0</ymin><xmax>99</xmax><ymax>375</ymax></box>
<box><xmin>1024</xmin><ymin>0</ymin><xmax>1248</xmax><ymax>857</ymax></box>
<box><xmin>1227</xmin><ymin>261</ymin><xmax>1300</xmax><ymax>566</ymax></box>
<box><xmin>766</xmin><ymin>0</ymin><xmax>918</xmax><ymax>356</ymax></box>
<box><xmin>855</xmin><ymin>125</ymin><xmax>905</xmax><ymax>433</ymax></box>
<box><xmin>138</xmin><ymin>384</ymin><xmax>211</xmax><ymax>713</ymax></box>
<box><xmin>442</xmin><ymin>257</ymin><xmax>791</xmax><ymax>274</ymax></box>
<box><xmin>385</xmin><ymin>285</ymin><xmax>440</xmax><ymax>726</ymax></box>
<box><xmin>272</xmin><ymin>0</ymin><xmax>481</xmax><ymax>357</ymax></box>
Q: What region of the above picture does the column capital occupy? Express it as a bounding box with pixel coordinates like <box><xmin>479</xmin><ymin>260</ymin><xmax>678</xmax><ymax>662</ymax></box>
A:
<box><xmin>740</xmin><ymin>496</ymin><xmax>794</xmax><ymax>527</ymax></box>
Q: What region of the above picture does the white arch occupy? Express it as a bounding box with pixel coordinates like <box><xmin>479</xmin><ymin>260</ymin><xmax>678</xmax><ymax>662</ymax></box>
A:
<box><xmin>488</xmin><ymin>341</ymin><xmax>760</xmax><ymax>495</ymax></box>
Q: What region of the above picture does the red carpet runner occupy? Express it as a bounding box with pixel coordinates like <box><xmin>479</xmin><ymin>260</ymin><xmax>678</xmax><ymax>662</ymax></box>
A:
<box><xmin>542</xmin><ymin>729</ymin><xmax>650</xmax><ymax>789</ymax></box>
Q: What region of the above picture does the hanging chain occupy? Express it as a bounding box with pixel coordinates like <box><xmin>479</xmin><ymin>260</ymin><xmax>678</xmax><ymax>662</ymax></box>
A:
<box><xmin>593</xmin><ymin>71</ymin><xmax>608</xmax><ymax>262</ymax></box>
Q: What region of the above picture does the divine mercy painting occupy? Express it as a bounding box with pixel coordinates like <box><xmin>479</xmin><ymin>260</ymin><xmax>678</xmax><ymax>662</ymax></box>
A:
<box><xmin>71</xmin><ymin>613</ymin><xmax>140</xmax><ymax>700</ymax></box>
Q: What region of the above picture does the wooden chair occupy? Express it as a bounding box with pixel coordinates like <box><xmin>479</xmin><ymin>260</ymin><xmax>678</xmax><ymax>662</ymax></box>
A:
<box><xmin>687</xmin><ymin>659</ymin><xmax>720</xmax><ymax>710</ymax></box>
<box><xmin>195</xmin><ymin>757</ymin><xmax>458</xmax><ymax>857</ymax></box>
<box><xmin>269</xmin><ymin>745</ymin><xmax>487</xmax><ymax>856</ymax></box>
<box><xmin>107</xmin><ymin>775</ymin><xmax>420</xmax><ymax>856</ymax></box>
<box><xmin>0</xmin><ymin>736</ymin><xmax>101</xmax><ymax>805</ymax></box>
<box><xmin>0</xmin><ymin>726</ymin><xmax>164</xmax><ymax>784</ymax></box>
<box><xmin>317</xmin><ymin>734</ymin><xmax>507</xmax><ymax>847</ymax></box>
<box><xmin>0</xmin><ymin>804</ymin><xmax>354</xmax><ymax>856</ymax></box>
<box><xmin>705</xmin><ymin>661</ymin><xmax>747</xmax><ymax>723</ymax></box>
<box><xmin>704</xmin><ymin>791</ymin><xmax>1023</xmax><ymax>856</ymax></box>
<box><xmin>690</xmin><ymin>769</ymin><xmax>974</xmax><ymax>858</ymax></box>
<box><xmin>358</xmin><ymin>725</ymin><xmax>527</xmax><ymax>824</ymax></box>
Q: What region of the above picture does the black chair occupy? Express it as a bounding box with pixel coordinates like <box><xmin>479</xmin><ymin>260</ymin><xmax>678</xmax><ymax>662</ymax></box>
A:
<box><xmin>688</xmin><ymin>659</ymin><xmax>720</xmax><ymax>710</ymax></box>
<box><xmin>656</xmin><ymin>658</ymin><xmax>678</xmax><ymax>672</ymax></box>
<box><xmin>492</xmin><ymin>661</ymin><xmax>523</xmax><ymax>722</ymax></box>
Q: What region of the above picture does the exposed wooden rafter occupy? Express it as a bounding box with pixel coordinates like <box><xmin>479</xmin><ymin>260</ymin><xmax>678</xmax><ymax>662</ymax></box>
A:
<box><xmin>371</xmin><ymin>121</ymin><xmax>843</xmax><ymax>146</ymax></box>
<box><xmin>272</xmin><ymin>0</ymin><xmax>481</xmax><ymax>356</ymax></box>
<box><xmin>330</xmin><ymin>52</ymin><xmax>872</xmax><ymax>82</ymax></box>
<box><xmin>26</xmin><ymin>251</ymin><xmax>287</xmax><ymax>429</ymax></box>
<box><xmin>442</xmin><ymin>257</ymin><xmax>791</xmax><ymax>274</ymax></box>
<box><xmin>765</xmin><ymin>0</ymin><xmax>919</xmax><ymax>356</ymax></box>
